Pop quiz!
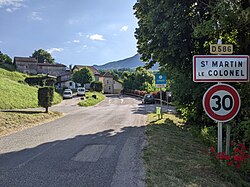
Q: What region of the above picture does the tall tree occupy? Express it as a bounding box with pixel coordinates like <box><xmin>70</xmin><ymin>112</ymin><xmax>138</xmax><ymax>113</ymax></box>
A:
<box><xmin>72</xmin><ymin>67</ymin><xmax>94</xmax><ymax>87</ymax></box>
<box><xmin>31</xmin><ymin>49</ymin><xmax>55</xmax><ymax>64</ymax></box>
<box><xmin>134</xmin><ymin>0</ymin><xmax>250</xmax><ymax>129</ymax></box>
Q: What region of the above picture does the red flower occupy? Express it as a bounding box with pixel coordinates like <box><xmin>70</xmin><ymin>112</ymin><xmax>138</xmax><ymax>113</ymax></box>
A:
<box><xmin>225</xmin><ymin>155</ymin><xmax>230</xmax><ymax>161</ymax></box>
<box><xmin>235</xmin><ymin>163</ymin><xmax>241</xmax><ymax>169</ymax></box>
<box><xmin>210</xmin><ymin>147</ymin><xmax>215</xmax><ymax>155</ymax></box>
<box><xmin>234</xmin><ymin>147</ymin><xmax>240</xmax><ymax>154</ymax></box>
<box><xmin>227</xmin><ymin>161</ymin><xmax>233</xmax><ymax>166</ymax></box>
<box><xmin>233</xmin><ymin>155</ymin><xmax>243</xmax><ymax>162</ymax></box>
<box><xmin>239</xmin><ymin>143</ymin><xmax>246</xmax><ymax>150</ymax></box>
<box><xmin>244</xmin><ymin>154</ymin><xmax>249</xmax><ymax>159</ymax></box>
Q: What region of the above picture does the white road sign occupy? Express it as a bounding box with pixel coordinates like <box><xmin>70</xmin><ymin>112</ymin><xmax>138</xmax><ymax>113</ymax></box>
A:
<box><xmin>203</xmin><ymin>84</ymin><xmax>241</xmax><ymax>122</ymax></box>
<box><xmin>193</xmin><ymin>55</ymin><xmax>249</xmax><ymax>82</ymax></box>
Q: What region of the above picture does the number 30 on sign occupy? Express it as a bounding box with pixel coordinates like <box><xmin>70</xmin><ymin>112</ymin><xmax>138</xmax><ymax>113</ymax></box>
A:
<box><xmin>203</xmin><ymin>84</ymin><xmax>241</xmax><ymax>122</ymax></box>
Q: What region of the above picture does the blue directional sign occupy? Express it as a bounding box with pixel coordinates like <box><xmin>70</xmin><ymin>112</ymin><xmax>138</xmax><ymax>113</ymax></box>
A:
<box><xmin>155</xmin><ymin>73</ymin><xmax>167</xmax><ymax>87</ymax></box>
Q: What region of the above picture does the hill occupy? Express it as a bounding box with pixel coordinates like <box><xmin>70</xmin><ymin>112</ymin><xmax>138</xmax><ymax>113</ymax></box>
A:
<box><xmin>94</xmin><ymin>54</ymin><xmax>158</xmax><ymax>70</ymax></box>
<box><xmin>0</xmin><ymin>63</ymin><xmax>62</xmax><ymax>109</ymax></box>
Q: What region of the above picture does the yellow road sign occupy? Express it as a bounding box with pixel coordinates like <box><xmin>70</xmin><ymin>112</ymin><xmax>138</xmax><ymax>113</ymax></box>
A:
<box><xmin>210</xmin><ymin>44</ymin><xmax>233</xmax><ymax>54</ymax></box>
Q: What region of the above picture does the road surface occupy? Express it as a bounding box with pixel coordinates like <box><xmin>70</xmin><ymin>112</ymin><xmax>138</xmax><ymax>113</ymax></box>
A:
<box><xmin>0</xmin><ymin>95</ymin><xmax>155</xmax><ymax>187</ymax></box>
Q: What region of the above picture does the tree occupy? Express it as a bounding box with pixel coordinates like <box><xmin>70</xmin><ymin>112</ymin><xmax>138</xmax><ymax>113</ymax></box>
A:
<box><xmin>72</xmin><ymin>67</ymin><xmax>94</xmax><ymax>87</ymax></box>
<box><xmin>134</xmin><ymin>0</ymin><xmax>250</xmax><ymax>129</ymax></box>
<box><xmin>0</xmin><ymin>51</ymin><xmax>12</xmax><ymax>64</ymax></box>
<box><xmin>90</xmin><ymin>81</ymin><xmax>103</xmax><ymax>92</ymax></box>
<box><xmin>31</xmin><ymin>49</ymin><xmax>55</xmax><ymax>64</ymax></box>
<box><xmin>38</xmin><ymin>87</ymin><xmax>54</xmax><ymax>113</ymax></box>
<box><xmin>123</xmin><ymin>68</ymin><xmax>155</xmax><ymax>92</ymax></box>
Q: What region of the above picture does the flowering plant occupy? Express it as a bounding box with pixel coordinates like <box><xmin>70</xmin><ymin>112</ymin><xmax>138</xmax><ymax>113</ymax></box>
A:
<box><xmin>208</xmin><ymin>143</ymin><xmax>249</xmax><ymax>169</ymax></box>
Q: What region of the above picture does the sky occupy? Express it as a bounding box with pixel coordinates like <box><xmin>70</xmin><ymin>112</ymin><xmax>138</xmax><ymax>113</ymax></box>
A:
<box><xmin>0</xmin><ymin>0</ymin><xmax>138</xmax><ymax>66</ymax></box>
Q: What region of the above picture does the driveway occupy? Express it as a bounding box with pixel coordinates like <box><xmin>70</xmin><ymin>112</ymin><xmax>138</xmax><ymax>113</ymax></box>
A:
<box><xmin>0</xmin><ymin>95</ymin><xmax>148</xmax><ymax>187</ymax></box>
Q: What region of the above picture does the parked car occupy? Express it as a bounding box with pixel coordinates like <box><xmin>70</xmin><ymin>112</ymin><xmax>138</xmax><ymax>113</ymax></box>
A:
<box><xmin>77</xmin><ymin>87</ymin><xmax>85</xmax><ymax>96</ymax></box>
<box><xmin>142</xmin><ymin>94</ymin><xmax>155</xmax><ymax>104</ymax></box>
<box><xmin>63</xmin><ymin>90</ymin><xmax>73</xmax><ymax>99</ymax></box>
<box><xmin>64</xmin><ymin>89</ymin><xmax>72</xmax><ymax>92</ymax></box>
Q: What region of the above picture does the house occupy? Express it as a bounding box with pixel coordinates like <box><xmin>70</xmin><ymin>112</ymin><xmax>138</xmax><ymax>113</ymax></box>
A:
<box><xmin>13</xmin><ymin>57</ymin><xmax>38</xmax><ymax>74</ymax></box>
<box><xmin>72</xmin><ymin>65</ymin><xmax>101</xmax><ymax>89</ymax></box>
<box><xmin>100</xmin><ymin>72</ymin><xmax>123</xmax><ymax>94</ymax></box>
<box><xmin>56</xmin><ymin>72</ymin><xmax>80</xmax><ymax>89</ymax></box>
<box><xmin>13</xmin><ymin>57</ymin><xmax>67</xmax><ymax>76</ymax></box>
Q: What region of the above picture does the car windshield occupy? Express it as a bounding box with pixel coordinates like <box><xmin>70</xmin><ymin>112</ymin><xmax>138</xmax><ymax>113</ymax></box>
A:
<box><xmin>64</xmin><ymin>92</ymin><xmax>71</xmax><ymax>94</ymax></box>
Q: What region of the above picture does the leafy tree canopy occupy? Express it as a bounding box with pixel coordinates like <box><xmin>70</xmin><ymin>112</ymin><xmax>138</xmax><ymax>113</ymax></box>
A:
<box><xmin>123</xmin><ymin>67</ymin><xmax>155</xmax><ymax>92</ymax></box>
<box><xmin>72</xmin><ymin>67</ymin><xmax>94</xmax><ymax>87</ymax></box>
<box><xmin>0</xmin><ymin>51</ymin><xmax>12</xmax><ymax>64</ymax></box>
<box><xmin>31</xmin><ymin>49</ymin><xmax>55</xmax><ymax>64</ymax></box>
<box><xmin>134</xmin><ymin>0</ymin><xmax>250</xmax><ymax>133</ymax></box>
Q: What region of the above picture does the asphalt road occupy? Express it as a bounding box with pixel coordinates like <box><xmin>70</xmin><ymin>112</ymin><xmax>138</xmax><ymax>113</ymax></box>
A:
<box><xmin>0</xmin><ymin>95</ymin><xmax>159</xmax><ymax>187</ymax></box>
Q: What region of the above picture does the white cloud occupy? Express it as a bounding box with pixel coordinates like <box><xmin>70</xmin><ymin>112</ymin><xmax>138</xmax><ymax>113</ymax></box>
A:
<box><xmin>0</xmin><ymin>0</ymin><xmax>25</xmax><ymax>12</ymax></box>
<box><xmin>120</xmin><ymin>25</ymin><xmax>128</xmax><ymax>32</ymax></box>
<box><xmin>31</xmin><ymin>12</ymin><xmax>42</xmax><ymax>21</ymax></box>
<box><xmin>78</xmin><ymin>32</ymin><xmax>84</xmax><ymax>37</ymax></box>
<box><xmin>46</xmin><ymin>48</ymin><xmax>64</xmax><ymax>54</ymax></box>
<box><xmin>73</xmin><ymin>40</ymin><xmax>80</xmax><ymax>43</ymax></box>
<box><xmin>88</xmin><ymin>34</ymin><xmax>105</xmax><ymax>41</ymax></box>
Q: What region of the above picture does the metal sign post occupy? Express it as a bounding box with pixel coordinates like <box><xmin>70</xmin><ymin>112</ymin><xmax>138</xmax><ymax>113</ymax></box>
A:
<box><xmin>217</xmin><ymin>82</ymin><xmax>223</xmax><ymax>153</ymax></box>
<box><xmin>160</xmin><ymin>87</ymin><xmax>163</xmax><ymax>118</ymax></box>
<box><xmin>155</xmin><ymin>73</ymin><xmax>167</xmax><ymax>119</ymax></box>
<box><xmin>203</xmin><ymin>83</ymin><xmax>241</xmax><ymax>154</ymax></box>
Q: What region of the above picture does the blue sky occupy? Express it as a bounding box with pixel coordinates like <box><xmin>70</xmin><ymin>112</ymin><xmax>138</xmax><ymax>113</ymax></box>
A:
<box><xmin>0</xmin><ymin>0</ymin><xmax>138</xmax><ymax>66</ymax></box>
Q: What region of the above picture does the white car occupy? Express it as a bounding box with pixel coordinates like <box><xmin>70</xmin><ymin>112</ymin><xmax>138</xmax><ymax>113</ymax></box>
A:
<box><xmin>77</xmin><ymin>87</ymin><xmax>85</xmax><ymax>96</ymax></box>
<box><xmin>64</xmin><ymin>89</ymin><xmax>72</xmax><ymax>92</ymax></box>
<box><xmin>63</xmin><ymin>90</ymin><xmax>73</xmax><ymax>99</ymax></box>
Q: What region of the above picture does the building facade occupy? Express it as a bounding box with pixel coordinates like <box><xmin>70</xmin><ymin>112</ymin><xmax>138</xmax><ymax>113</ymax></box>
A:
<box><xmin>14</xmin><ymin>57</ymin><xmax>67</xmax><ymax>76</ymax></box>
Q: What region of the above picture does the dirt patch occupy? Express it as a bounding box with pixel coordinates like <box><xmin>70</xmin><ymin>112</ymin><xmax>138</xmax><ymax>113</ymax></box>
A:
<box><xmin>0</xmin><ymin>111</ymin><xmax>63</xmax><ymax>137</ymax></box>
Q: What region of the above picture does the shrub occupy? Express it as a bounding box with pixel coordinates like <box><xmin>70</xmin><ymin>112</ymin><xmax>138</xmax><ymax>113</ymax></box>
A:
<box><xmin>38</xmin><ymin>87</ymin><xmax>54</xmax><ymax>113</ymax></box>
<box><xmin>90</xmin><ymin>81</ymin><xmax>103</xmax><ymax>92</ymax></box>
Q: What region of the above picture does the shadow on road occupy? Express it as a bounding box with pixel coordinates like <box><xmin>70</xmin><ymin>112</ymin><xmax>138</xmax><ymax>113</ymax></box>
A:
<box><xmin>0</xmin><ymin>126</ymin><xmax>145</xmax><ymax>187</ymax></box>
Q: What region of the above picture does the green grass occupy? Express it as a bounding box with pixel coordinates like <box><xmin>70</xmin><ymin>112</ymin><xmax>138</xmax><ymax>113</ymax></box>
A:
<box><xmin>0</xmin><ymin>111</ymin><xmax>63</xmax><ymax>136</ymax></box>
<box><xmin>0</xmin><ymin>66</ymin><xmax>27</xmax><ymax>82</ymax></box>
<box><xmin>0</xmin><ymin>78</ymin><xmax>62</xmax><ymax>109</ymax></box>
<box><xmin>144</xmin><ymin>113</ymin><xmax>234</xmax><ymax>187</ymax></box>
<box><xmin>0</xmin><ymin>66</ymin><xmax>62</xmax><ymax>109</ymax></box>
<box><xmin>78</xmin><ymin>91</ymin><xmax>105</xmax><ymax>107</ymax></box>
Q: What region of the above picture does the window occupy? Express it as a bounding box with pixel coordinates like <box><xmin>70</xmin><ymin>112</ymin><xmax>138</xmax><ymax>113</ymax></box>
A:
<box><xmin>107</xmin><ymin>80</ymin><xmax>109</xmax><ymax>84</ymax></box>
<box><xmin>69</xmin><ymin>82</ymin><xmax>73</xmax><ymax>86</ymax></box>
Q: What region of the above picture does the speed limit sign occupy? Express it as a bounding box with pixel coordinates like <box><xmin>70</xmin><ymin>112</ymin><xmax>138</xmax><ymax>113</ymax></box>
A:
<box><xmin>203</xmin><ymin>84</ymin><xmax>241</xmax><ymax>122</ymax></box>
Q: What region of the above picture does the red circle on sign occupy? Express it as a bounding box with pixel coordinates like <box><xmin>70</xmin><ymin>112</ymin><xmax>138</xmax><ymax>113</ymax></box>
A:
<box><xmin>203</xmin><ymin>84</ymin><xmax>241</xmax><ymax>122</ymax></box>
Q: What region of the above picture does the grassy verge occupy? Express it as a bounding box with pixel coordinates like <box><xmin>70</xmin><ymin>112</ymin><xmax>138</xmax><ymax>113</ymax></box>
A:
<box><xmin>0</xmin><ymin>78</ymin><xmax>62</xmax><ymax>109</ymax></box>
<box><xmin>78</xmin><ymin>91</ymin><xmax>105</xmax><ymax>107</ymax></box>
<box><xmin>0</xmin><ymin>111</ymin><xmax>63</xmax><ymax>137</ymax></box>
<box><xmin>144</xmin><ymin>113</ymin><xmax>234</xmax><ymax>187</ymax></box>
